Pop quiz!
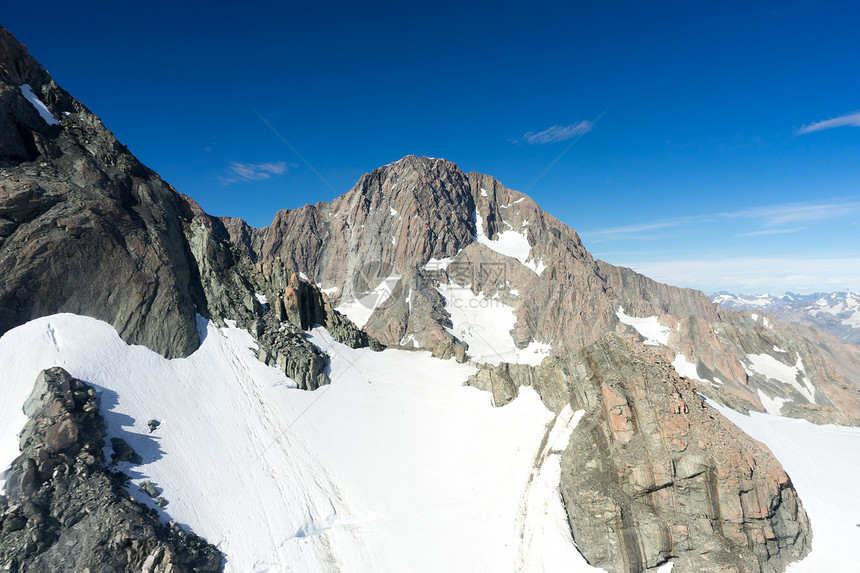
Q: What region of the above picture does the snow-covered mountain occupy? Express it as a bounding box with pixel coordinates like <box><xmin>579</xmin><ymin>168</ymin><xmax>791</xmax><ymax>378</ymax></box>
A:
<box><xmin>712</xmin><ymin>291</ymin><xmax>860</xmax><ymax>344</ymax></box>
<box><xmin>3</xmin><ymin>23</ymin><xmax>860</xmax><ymax>573</ymax></box>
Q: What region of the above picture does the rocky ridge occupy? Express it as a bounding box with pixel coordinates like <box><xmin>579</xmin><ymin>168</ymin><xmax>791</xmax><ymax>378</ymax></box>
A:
<box><xmin>0</xmin><ymin>25</ymin><xmax>375</xmax><ymax>391</ymax></box>
<box><xmin>0</xmin><ymin>26</ymin><xmax>202</xmax><ymax>358</ymax></box>
<box><xmin>0</xmin><ymin>367</ymin><xmax>222</xmax><ymax>572</ymax></box>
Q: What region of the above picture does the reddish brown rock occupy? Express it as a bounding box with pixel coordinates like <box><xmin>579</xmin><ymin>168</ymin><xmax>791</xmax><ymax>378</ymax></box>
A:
<box><xmin>559</xmin><ymin>335</ymin><xmax>810</xmax><ymax>573</ymax></box>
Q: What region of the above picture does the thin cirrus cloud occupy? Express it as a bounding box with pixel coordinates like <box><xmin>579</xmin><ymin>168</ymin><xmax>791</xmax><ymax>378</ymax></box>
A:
<box><xmin>518</xmin><ymin>121</ymin><xmax>593</xmax><ymax>145</ymax></box>
<box><xmin>584</xmin><ymin>199</ymin><xmax>859</xmax><ymax>241</ymax></box>
<box><xmin>722</xmin><ymin>200</ymin><xmax>860</xmax><ymax>226</ymax></box>
<box><xmin>734</xmin><ymin>227</ymin><xmax>806</xmax><ymax>237</ymax></box>
<box><xmin>220</xmin><ymin>161</ymin><xmax>288</xmax><ymax>185</ymax></box>
<box><xmin>797</xmin><ymin>110</ymin><xmax>860</xmax><ymax>134</ymax></box>
<box><xmin>580</xmin><ymin>216</ymin><xmax>706</xmax><ymax>240</ymax></box>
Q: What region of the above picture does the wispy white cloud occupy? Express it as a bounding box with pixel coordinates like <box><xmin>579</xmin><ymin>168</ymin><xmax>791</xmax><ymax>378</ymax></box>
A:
<box><xmin>220</xmin><ymin>161</ymin><xmax>288</xmax><ymax>185</ymax></box>
<box><xmin>584</xmin><ymin>199</ymin><xmax>859</xmax><ymax>242</ymax></box>
<box><xmin>723</xmin><ymin>200</ymin><xmax>860</xmax><ymax>226</ymax></box>
<box><xmin>735</xmin><ymin>226</ymin><xmax>806</xmax><ymax>237</ymax></box>
<box><xmin>581</xmin><ymin>216</ymin><xmax>705</xmax><ymax>240</ymax></box>
<box><xmin>519</xmin><ymin>121</ymin><xmax>593</xmax><ymax>145</ymax></box>
<box><xmin>797</xmin><ymin>110</ymin><xmax>860</xmax><ymax>134</ymax></box>
<box><xmin>627</xmin><ymin>257</ymin><xmax>860</xmax><ymax>295</ymax></box>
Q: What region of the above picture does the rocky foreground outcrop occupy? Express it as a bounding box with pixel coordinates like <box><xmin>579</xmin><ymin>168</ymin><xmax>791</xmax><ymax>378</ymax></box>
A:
<box><xmin>561</xmin><ymin>336</ymin><xmax>809</xmax><ymax>573</ymax></box>
<box><xmin>0</xmin><ymin>367</ymin><xmax>222</xmax><ymax>572</ymax></box>
<box><xmin>470</xmin><ymin>336</ymin><xmax>811</xmax><ymax>573</ymax></box>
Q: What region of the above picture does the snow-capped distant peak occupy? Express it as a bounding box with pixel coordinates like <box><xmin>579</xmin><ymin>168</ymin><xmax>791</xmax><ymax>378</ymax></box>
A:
<box><xmin>711</xmin><ymin>290</ymin><xmax>860</xmax><ymax>344</ymax></box>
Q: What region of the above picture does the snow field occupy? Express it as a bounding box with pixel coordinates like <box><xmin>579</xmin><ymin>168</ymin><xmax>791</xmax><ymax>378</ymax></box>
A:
<box><xmin>435</xmin><ymin>282</ymin><xmax>551</xmax><ymax>366</ymax></box>
<box><xmin>615</xmin><ymin>306</ymin><xmax>671</xmax><ymax>346</ymax></box>
<box><xmin>0</xmin><ymin>314</ymin><xmax>587</xmax><ymax>572</ymax></box>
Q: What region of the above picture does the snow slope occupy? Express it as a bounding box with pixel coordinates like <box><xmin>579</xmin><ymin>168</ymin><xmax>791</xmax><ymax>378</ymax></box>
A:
<box><xmin>474</xmin><ymin>209</ymin><xmax>546</xmax><ymax>275</ymax></box>
<box><xmin>436</xmin><ymin>282</ymin><xmax>551</xmax><ymax>365</ymax></box>
<box><xmin>0</xmin><ymin>314</ymin><xmax>599</xmax><ymax>572</ymax></box>
<box><xmin>712</xmin><ymin>401</ymin><xmax>860</xmax><ymax>573</ymax></box>
<box><xmin>336</xmin><ymin>272</ymin><xmax>401</xmax><ymax>328</ymax></box>
<box><xmin>616</xmin><ymin>306</ymin><xmax>671</xmax><ymax>346</ymax></box>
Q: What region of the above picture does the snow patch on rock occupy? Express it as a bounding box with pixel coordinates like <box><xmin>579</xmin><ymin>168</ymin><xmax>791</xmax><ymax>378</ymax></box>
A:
<box><xmin>436</xmin><ymin>283</ymin><xmax>550</xmax><ymax>366</ymax></box>
<box><xmin>616</xmin><ymin>307</ymin><xmax>671</xmax><ymax>346</ymax></box>
<box><xmin>756</xmin><ymin>389</ymin><xmax>787</xmax><ymax>415</ymax></box>
<box><xmin>336</xmin><ymin>272</ymin><xmax>401</xmax><ymax>328</ymax></box>
<box><xmin>671</xmin><ymin>354</ymin><xmax>718</xmax><ymax>385</ymax></box>
<box><xmin>19</xmin><ymin>84</ymin><xmax>59</xmax><ymax>125</ymax></box>
<box><xmin>745</xmin><ymin>352</ymin><xmax>816</xmax><ymax>403</ymax></box>
<box><xmin>474</xmin><ymin>211</ymin><xmax>546</xmax><ymax>275</ymax></box>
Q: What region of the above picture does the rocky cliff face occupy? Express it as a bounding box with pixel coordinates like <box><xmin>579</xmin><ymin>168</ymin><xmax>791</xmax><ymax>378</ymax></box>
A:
<box><xmin>560</xmin><ymin>336</ymin><xmax>809</xmax><ymax>573</ymax></box>
<box><xmin>0</xmin><ymin>26</ymin><xmax>206</xmax><ymax>358</ymax></box>
<box><xmin>0</xmin><ymin>25</ymin><xmax>370</xmax><ymax>377</ymax></box>
<box><xmin>0</xmin><ymin>367</ymin><xmax>222</xmax><ymax>572</ymax></box>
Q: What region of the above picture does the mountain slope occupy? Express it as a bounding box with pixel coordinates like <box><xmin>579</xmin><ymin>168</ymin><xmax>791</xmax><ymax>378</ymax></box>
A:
<box><xmin>0</xmin><ymin>26</ymin><xmax>207</xmax><ymax>358</ymax></box>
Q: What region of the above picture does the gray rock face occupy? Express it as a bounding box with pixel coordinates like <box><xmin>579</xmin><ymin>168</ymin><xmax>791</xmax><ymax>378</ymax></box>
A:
<box><xmin>180</xmin><ymin>196</ymin><xmax>381</xmax><ymax>390</ymax></box>
<box><xmin>0</xmin><ymin>26</ymin><xmax>202</xmax><ymax>358</ymax></box>
<box><xmin>472</xmin><ymin>337</ymin><xmax>811</xmax><ymax>573</ymax></box>
<box><xmin>0</xmin><ymin>367</ymin><xmax>223</xmax><ymax>572</ymax></box>
<box><xmin>559</xmin><ymin>336</ymin><xmax>810</xmax><ymax>573</ymax></box>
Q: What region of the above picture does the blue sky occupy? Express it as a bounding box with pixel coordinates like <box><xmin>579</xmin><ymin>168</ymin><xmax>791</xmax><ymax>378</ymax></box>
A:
<box><xmin>5</xmin><ymin>1</ymin><xmax>859</xmax><ymax>294</ymax></box>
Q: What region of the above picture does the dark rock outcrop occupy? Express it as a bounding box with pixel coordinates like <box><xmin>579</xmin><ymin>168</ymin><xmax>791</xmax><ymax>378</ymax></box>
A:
<box><xmin>0</xmin><ymin>367</ymin><xmax>223</xmax><ymax>572</ymax></box>
<box><xmin>0</xmin><ymin>26</ymin><xmax>202</xmax><ymax>358</ymax></box>
<box><xmin>180</xmin><ymin>197</ymin><xmax>381</xmax><ymax>389</ymax></box>
<box><xmin>1</xmin><ymin>22</ymin><xmax>377</xmax><ymax>386</ymax></box>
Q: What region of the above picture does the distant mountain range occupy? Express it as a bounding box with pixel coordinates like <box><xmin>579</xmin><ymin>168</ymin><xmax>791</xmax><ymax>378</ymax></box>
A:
<box><xmin>712</xmin><ymin>291</ymin><xmax>860</xmax><ymax>344</ymax></box>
